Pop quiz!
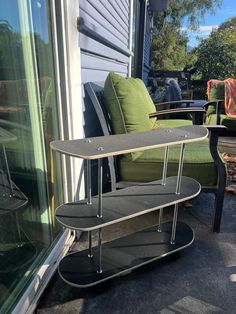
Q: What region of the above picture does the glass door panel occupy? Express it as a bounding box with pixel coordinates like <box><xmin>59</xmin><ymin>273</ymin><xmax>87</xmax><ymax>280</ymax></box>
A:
<box><xmin>0</xmin><ymin>0</ymin><xmax>64</xmax><ymax>312</ymax></box>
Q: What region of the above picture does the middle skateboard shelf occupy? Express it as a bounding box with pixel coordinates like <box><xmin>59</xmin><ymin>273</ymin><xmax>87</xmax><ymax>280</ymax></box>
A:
<box><xmin>55</xmin><ymin>176</ymin><xmax>201</xmax><ymax>231</ymax></box>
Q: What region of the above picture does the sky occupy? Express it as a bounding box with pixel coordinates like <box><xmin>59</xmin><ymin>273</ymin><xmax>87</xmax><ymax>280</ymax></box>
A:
<box><xmin>0</xmin><ymin>0</ymin><xmax>49</xmax><ymax>43</ymax></box>
<box><xmin>182</xmin><ymin>0</ymin><xmax>236</xmax><ymax>47</ymax></box>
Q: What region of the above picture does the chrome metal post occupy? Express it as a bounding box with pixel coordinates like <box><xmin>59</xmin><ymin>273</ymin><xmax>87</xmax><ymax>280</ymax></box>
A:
<box><xmin>97</xmin><ymin>228</ymin><xmax>102</xmax><ymax>274</ymax></box>
<box><xmin>158</xmin><ymin>146</ymin><xmax>169</xmax><ymax>232</ymax></box>
<box><xmin>97</xmin><ymin>158</ymin><xmax>103</xmax><ymax>218</ymax></box>
<box><xmin>176</xmin><ymin>143</ymin><xmax>185</xmax><ymax>195</ymax></box>
<box><xmin>2</xmin><ymin>144</ymin><xmax>14</xmax><ymax>196</ymax></box>
<box><xmin>157</xmin><ymin>208</ymin><xmax>163</xmax><ymax>232</ymax></box>
<box><xmin>171</xmin><ymin>143</ymin><xmax>185</xmax><ymax>244</ymax></box>
<box><xmin>162</xmin><ymin>146</ymin><xmax>169</xmax><ymax>185</ymax></box>
<box><xmin>86</xmin><ymin>160</ymin><xmax>92</xmax><ymax>257</ymax></box>
<box><xmin>86</xmin><ymin>160</ymin><xmax>92</xmax><ymax>204</ymax></box>
<box><xmin>170</xmin><ymin>203</ymin><xmax>178</xmax><ymax>244</ymax></box>
<box><xmin>88</xmin><ymin>231</ymin><xmax>93</xmax><ymax>258</ymax></box>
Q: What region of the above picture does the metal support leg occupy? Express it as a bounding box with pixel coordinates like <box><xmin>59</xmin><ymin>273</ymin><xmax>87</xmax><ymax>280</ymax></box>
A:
<box><xmin>162</xmin><ymin>146</ymin><xmax>169</xmax><ymax>186</ymax></box>
<box><xmin>176</xmin><ymin>143</ymin><xmax>185</xmax><ymax>195</ymax></box>
<box><xmin>97</xmin><ymin>228</ymin><xmax>102</xmax><ymax>274</ymax></box>
<box><xmin>158</xmin><ymin>147</ymin><xmax>169</xmax><ymax>232</ymax></box>
<box><xmin>171</xmin><ymin>143</ymin><xmax>185</xmax><ymax>244</ymax></box>
<box><xmin>86</xmin><ymin>160</ymin><xmax>92</xmax><ymax>204</ymax></box>
<box><xmin>157</xmin><ymin>208</ymin><xmax>163</xmax><ymax>232</ymax></box>
<box><xmin>88</xmin><ymin>231</ymin><xmax>93</xmax><ymax>258</ymax></box>
<box><xmin>86</xmin><ymin>160</ymin><xmax>93</xmax><ymax>257</ymax></box>
<box><xmin>170</xmin><ymin>204</ymin><xmax>179</xmax><ymax>244</ymax></box>
<box><xmin>2</xmin><ymin>144</ymin><xmax>14</xmax><ymax>196</ymax></box>
<box><xmin>97</xmin><ymin>159</ymin><xmax>103</xmax><ymax>218</ymax></box>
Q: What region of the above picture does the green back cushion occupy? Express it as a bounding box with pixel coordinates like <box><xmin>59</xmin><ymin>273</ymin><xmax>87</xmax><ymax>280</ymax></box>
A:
<box><xmin>208</xmin><ymin>81</ymin><xmax>225</xmax><ymax>101</ymax></box>
<box><xmin>104</xmin><ymin>72</ymin><xmax>156</xmax><ymax>135</ymax></box>
<box><xmin>207</xmin><ymin>81</ymin><xmax>225</xmax><ymax>116</ymax></box>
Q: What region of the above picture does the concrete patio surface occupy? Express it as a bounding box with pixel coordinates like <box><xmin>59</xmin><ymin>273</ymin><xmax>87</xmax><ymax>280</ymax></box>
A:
<box><xmin>36</xmin><ymin>188</ymin><xmax>236</xmax><ymax>314</ymax></box>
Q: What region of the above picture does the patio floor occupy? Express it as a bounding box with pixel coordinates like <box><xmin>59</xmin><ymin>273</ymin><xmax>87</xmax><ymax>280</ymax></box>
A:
<box><xmin>36</xmin><ymin>191</ymin><xmax>236</xmax><ymax>313</ymax></box>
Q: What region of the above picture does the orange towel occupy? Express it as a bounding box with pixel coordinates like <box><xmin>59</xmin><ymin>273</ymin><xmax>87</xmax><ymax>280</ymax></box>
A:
<box><xmin>224</xmin><ymin>78</ymin><xmax>236</xmax><ymax>118</ymax></box>
<box><xmin>207</xmin><ymin>78</ymin><xmax>236</xmax><ymax>118</ymax></box>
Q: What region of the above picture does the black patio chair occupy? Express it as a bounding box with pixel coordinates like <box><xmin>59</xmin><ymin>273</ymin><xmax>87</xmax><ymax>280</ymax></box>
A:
<box><xmin>84</xmin><ymin>75</ymin><xmax>227</xmax><ymax>232</ymax></box>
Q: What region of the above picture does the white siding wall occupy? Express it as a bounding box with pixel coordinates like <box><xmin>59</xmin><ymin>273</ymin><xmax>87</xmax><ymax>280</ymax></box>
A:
<box><xmin>79</xmin><ymin>0</ymin><xmax>131</xmax><ymax>83</ymax></box>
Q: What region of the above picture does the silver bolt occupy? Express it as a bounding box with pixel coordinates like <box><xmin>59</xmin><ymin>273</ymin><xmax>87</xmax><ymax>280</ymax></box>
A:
<box><xmin>85</xmin><ymin>139</ymin><xmax>92</xmax><ymax>143</ymax></box>
<box><xmin>97</xmin><ymin>147</ymin><xmax>104</xmax><ymax>151</ymax></box>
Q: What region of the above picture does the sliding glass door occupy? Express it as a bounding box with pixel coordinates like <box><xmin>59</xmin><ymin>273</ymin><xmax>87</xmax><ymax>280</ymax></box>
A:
<box><xmin>0</xmin><ymin>0</ymin><xmax>64</xmax><ymax>312</ymax></box>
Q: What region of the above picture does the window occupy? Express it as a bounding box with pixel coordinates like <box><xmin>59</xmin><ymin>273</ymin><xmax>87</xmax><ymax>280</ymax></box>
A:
<box><xmin>0</xmin><ymin>1</ymin><xmax>63</xmax><ymax>311</ymax></box>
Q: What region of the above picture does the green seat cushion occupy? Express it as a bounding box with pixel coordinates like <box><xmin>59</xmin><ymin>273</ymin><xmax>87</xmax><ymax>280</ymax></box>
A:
<box><xmin>104</xmin><ymin>72</ymin><xmax>156</xmax><ymax>134</ymax></box>
<box><xmin>119</xmin><ymin>139</ymin><xmax>218</xmax><ymax>187</ymax></box>
<box><xmin>154</xmin><ymin>119</ymin><xmax>192</xmax><ymax>129</ymax></box>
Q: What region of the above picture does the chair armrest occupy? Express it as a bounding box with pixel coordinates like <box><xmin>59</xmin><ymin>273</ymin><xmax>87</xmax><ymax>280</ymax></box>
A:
<box><xmin>149</xmin><ymin>107</ymin><xmax>206</xmax><ymax>125</ymax></box>
<box><xmin>154</xmin><ymin>100</ymin><xmax>195</xmax><ymax>107</ymax></box>
<box><xmin>204</xmin><ymin>124</ymin><xmax>227</xmax><ymax>135</ymax></box>
<box><xmin>203</xmin><ymin>100</ymin><xmax>224</xmax><ymax>109</ymax></box>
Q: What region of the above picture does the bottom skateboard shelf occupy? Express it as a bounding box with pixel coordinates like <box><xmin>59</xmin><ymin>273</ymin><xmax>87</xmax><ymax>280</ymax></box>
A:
<box><xmin>59</xmin><ymin>221</ymin><xmax>194</xmax><ymax>287</ymax></box>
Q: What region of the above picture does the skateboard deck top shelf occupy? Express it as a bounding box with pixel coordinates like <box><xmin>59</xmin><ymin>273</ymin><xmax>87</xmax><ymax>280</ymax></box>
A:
<box><xmin>55</xmin><ymin>176</ymin><xmax>201</xmax><ymax>231</ymax></box>
<box><xmin>50</xmin><ymin>125</ymin><xmax>208</xmax><ymax>160</ymax></box>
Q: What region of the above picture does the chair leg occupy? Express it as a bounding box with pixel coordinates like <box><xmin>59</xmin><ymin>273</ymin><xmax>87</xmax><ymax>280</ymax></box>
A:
<box><xmin>207</xmin><ymin>127</ymin><xmax>227</xmax><ymax>232</ymax></box>
<box><xmin>212</xmin><ymin>185</ymin><xmax>225</xmax><ymax>233</ymax></box>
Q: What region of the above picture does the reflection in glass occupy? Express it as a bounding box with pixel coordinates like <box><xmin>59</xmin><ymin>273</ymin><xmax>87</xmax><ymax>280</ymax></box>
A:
<box><xmin>0</xmin><ymin>1</ymin><xmax>63</xmax><ymax>312</ymax></box>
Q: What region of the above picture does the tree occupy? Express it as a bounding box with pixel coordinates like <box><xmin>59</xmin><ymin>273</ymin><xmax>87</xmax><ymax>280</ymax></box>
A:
<box><xmin>151</xmin><ymin>0</ymin><xmax>222</xmax><ymax>71</ymax></box>
<box><xmin>152</xmin><ymin>23</ymin><xmax>190</xmax><ymax>70</ymax></box>
<box><xmin>193</xmin><ymin>17</ymin><xmax>236</xmax><ymax>80</ymax></box>
<box><xmin>0</xmin><ymin>20</ymin><xmax>53</xmax><ymax>80</ymax></box>
<box><xmin>0</xmin><ymin>20</ymin><xmax>24</xmax><ymax>79</ymax></box>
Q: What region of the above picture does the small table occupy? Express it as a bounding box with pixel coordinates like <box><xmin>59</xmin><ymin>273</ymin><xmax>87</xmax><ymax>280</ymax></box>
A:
<box><xmin>51</xmin><ymin>125</ymin><xmax>208</xmax><ymax>287</ymax></box>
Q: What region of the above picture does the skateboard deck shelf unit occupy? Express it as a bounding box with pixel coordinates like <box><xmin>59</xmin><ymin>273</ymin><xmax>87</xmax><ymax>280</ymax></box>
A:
<box><xmin>51</xmin><ymin>125</ymin><xmax>208</xmax><ymax>287</ymax></box>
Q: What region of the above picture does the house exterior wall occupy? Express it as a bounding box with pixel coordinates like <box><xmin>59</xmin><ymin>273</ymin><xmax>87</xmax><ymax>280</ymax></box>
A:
<box><xmin>143</xmin><ymin>5</ymin><xmax>153</xmax><ymax>84</ymax></box>
<box><xmin>79</xmin><ymin>0</ymin><xmax>131</xmax><ymax>84</ymax></box>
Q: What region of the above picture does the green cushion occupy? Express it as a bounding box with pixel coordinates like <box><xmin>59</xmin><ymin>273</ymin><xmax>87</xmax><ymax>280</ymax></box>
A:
<box><xmin>207</xmin><ymin>81</ymin><xmax>225</xmax><ymax>117</ymax></box>
<box><xmin>206</xmin><ymin>102</ymin><xmax>225</xmax><ymax>118</ymax></box>
<box><xmin>206</xmin><ymin>114</ymin><xmax>236</xmax><ymax>132</ymax></box>
<box><xmin>206</xmin><ymin>81</ymin><xmax>236</xmax><ymax>131</ymax></box>
<box><xmin>208</xmin><ymin>81</ymin><xmax>225</xmax><ymax>101</ymax></box>
<box><xmin>119</xmin><ymin>139</ymin><xmax>218</xmax><ymax>187</ymax></box>
<box><xmin>154</xmin><ymin>119</ymin><xmax>192</xmax><ymax>129</ymax></box>
<box><xmin>104</xmin><ymin>72</ymin><xmax>156</xmax><ymax>134</ymax></box>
